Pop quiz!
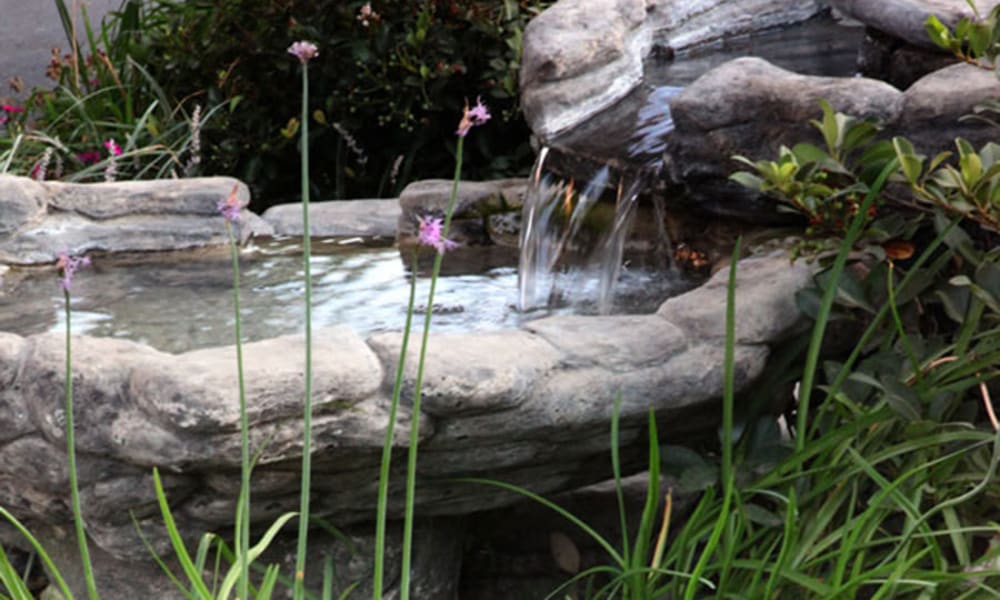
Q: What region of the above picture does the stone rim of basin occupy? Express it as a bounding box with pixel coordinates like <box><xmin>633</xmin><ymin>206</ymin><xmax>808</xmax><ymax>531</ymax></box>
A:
<box><xmin>0</xmin><ymin>173</ymin><xmax>815</xmax><ymax>565</ymax></box>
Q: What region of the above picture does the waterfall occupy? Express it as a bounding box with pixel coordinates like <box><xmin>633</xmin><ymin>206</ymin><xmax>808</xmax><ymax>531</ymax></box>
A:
<box><xmin>517</xmin><ymin>85</ymin><xmax>685</xmax><ymax>314</ymax></box>
<box><xmin>517</xmin><ymin>151</ymin><xmax>652</xmax><ymax>314</ymax></box>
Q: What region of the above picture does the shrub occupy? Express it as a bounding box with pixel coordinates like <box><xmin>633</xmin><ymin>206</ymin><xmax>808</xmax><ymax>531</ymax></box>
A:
<box><xmin>117</xmin><ymin>0</ymin><xmax>551</xmax><ymax>208</ymax></box>
<box><xmin>1</xmin><ymin>0</ymin><xmax>211</xmax><ymax>183</ymax></box>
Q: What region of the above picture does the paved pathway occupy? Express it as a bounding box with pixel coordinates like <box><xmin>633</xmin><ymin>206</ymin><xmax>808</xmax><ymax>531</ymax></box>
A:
<box><xmin>0</xmin><ymin>0</ymin><xmax>120</xmax><ymax>97</ymax></box>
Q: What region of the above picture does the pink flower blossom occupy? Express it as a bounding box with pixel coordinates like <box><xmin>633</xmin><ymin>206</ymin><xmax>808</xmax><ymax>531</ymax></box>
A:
<box><xmin>456</xmin><ymin>96</ymin><xmax>490</xmax><ymax>137</ymax></box>
<box><xmin>1</xmin><ymin>104</ymin><xmax>23</xmax><ymax>126</ymax></box>
<box><xmin>104</xmin><ymin>138</ymin><xmax>122</xmax><ymax>156</ymax></box>
<box><xmin>357</xmin><ymin>3</ymin><xmax>380</xmax><ymax>27</ymax></box>
<box><xmin>56</xmin><ymin>252</ymin><xmax>91</xmax><ymax>292</ymax></box>
<box><xmin>76</xmin><ymin>150</ymin><xmax>101</xmax><ymax>165</ymax></box>
<box><xmin>217</xmin><ymin>184</ymin><xmax>242</xmax><ymax>223</ymax></box>
<box><xmin>287</xmin><ymin>41</ymin><xmax>319</xmax><ymax>65</ymax></box>
<box><xmin>418</xmin><ymin>216</ymin><xmax>459</xmax><ymax>254</ymax></box>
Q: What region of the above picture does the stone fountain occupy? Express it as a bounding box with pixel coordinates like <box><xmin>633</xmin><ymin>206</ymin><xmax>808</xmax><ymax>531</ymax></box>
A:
<box><xmin>1</xmin><ymin>0</ymin><xmax>997</xmax><ymax>597</ymax></box>
<box><xmin>0</xmin><ymin>173</ymin><xmax>808</xmax><ymax>598</ymax></box>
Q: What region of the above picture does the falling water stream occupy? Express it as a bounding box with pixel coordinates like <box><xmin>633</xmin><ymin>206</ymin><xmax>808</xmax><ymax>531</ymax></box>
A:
<box><xmin>517</xmin><ymin>86</ymin><xmax>685</xmax><ymax>314</ymax></box>
<box><xmin>517</xmin><ymin>152</ymin><xmax>666</xmax><ymax>313</ymax></box>
<box><xmin>516</xmin><ymin>14</ymin><xmax>865</xmax><ymax>313</ymax></box>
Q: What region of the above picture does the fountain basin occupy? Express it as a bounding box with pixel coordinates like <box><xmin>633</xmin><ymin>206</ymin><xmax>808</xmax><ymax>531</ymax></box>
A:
<box><xmin>0</xmin><ymin>175</ymin><xmax>814</xmax><ymax>596</ymax></box>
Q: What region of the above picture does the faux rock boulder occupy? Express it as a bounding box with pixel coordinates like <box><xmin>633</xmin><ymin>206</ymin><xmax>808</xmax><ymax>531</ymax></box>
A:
<box><xmin>665</xmin><ymin>57</ymin><xmax>903</xmax><ymax>182</ymax></box>
<box><xmin>520</xmin><ymin>0</ymin><xmax>827</xmax><ymax>139</ymax></box>
<box><xmin>662</xmin><ymin>57</ymin><xmax>1000</xmax><ymax>221</ymax></box>
<box><xmin>832</xmin><ymin>0</ymin><xmax>996</xmax><ymax>48</ymax></box>
<box><xmin>0</xmin><ymin>175</ymin><xmax>270</xmax><ymax>265</ymax></box>
<box><xmin>833</xmin><ymin>0</ymin><xmax>995</xmax><ymax>87</ymax></box>
<box><xmin>261</xmin><ymin>198</ymin><xmax>400</xmax><ymax>238</ymax></box>
<box><xmin>396</xmin><ymin>178</ymin><xmax>527</xmax><ymax>251</ymax></box>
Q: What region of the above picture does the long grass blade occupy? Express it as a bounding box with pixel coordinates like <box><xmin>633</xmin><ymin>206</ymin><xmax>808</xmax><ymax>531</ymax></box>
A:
<box><xmin>152</xmin><ymin>468</ymin><xmax>214</xmax><ymax>598</ymax></box>
<box><xmin>217</xmin><ymin>512</ymin><xmax>297</xmax><ymax>600</ymax></box>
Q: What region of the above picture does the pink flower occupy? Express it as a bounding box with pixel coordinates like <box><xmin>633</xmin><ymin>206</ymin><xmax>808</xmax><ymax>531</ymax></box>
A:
<box><xmin>287</xmin><ymin>41</ymin><xmax>319</xmax><ymax>65</ymax></box>
<box><xmin>418</xmin><ymin>216</ymin><xmax>459</xmax><ymax>254</ymax></box>
<box><xmin>217</xmin><ymin>184</ymin><xmax>242</xmax><ymax>223</ymax></box>
<box><xmin>1</xmin><ymin>104</ymin><xmax>24</xmax><ymax>113</ymax></box>
<box><xmin>104</xmin><ymin>138</ymin><xmax>122</xmax><ymax>156</ymax></box>
<box><xmin>76</xmin><ymin>150</ymin><xmax>101</xmax><ymax>165</ymax></box>
<box><xmin>456</xmin><ymin>96</ymin><xmax>490</xmax><ymax>137</ymax></box>
<box><xmin>357</xmin><ymin>3</ymin><xmax>380</xmax><ymax>27</ymax></box>
<box><xmin>56</xmin><ymin>252</ymin><xmax>91</xmax><ymax>292</ymax></box>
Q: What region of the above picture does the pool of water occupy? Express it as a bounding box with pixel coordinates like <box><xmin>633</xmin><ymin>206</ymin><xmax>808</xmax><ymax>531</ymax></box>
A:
<box><xmin>646</xmin><ymin>14</ymin><xmax>865</xmax><ymax>86</ymax></box>
<box><xmin>0</xmin><ymin>238</ymin><xmax>689</xmax><ymax>353</ymax></box>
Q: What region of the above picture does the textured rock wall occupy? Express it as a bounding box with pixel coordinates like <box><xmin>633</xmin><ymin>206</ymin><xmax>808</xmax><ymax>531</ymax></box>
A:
<box><xmin>0</xmin><ymin>254</ymin><xmax>812</xmax><ymax>571</ymax></box>
<box><xmin>520</xmin><ymin>0</ymin><xmax>827</xmax><ymax>138</ymax></box>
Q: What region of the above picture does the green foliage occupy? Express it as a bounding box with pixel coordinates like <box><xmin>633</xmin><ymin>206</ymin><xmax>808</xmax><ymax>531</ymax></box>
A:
<box><xmin>119</xmin><ymin>0</ymin><xmax>550</xmax><ymax>205</ymax></box>
<box><xmin>0</xmin><ymin>0</ymin><xmax>216</xmax><ymax>183</ymax></box>
<box><xmin>463</xmin><ymin>400</ymin><xmax>711</xmax><ymax>600</ymax></box>
<box><xmin>731</xmin><ymin>100</ymin><xmax>900</xmax><ymax>255</ymax></box>
<box><xmin>925</xmin><ymin>2</ymin><xmax>1000</xmax><ymax>67</ymax></box>
<box><xmin>894</xmin><ymin>136</ymin><xmax>1000</xmax><ymax>231</ymax></box>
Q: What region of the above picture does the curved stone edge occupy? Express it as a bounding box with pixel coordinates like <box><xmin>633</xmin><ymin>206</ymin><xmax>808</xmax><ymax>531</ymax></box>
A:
<box><xmin>520</xmin><ymin>0</ymin><xmax>826</xmax><ymax>139</ymax></box>
<box><xmin>0</xmin><ymin>175</ymin><xmax>271</xmax><ymax>265</ymax></box>
<box><xmin>0</xmin><ymin>252</ymin><xmax>813</xmax><ymax>560</ymax></box>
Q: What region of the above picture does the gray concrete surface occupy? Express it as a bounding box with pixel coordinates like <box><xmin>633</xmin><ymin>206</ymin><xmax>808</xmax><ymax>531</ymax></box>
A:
<box><xmin>0</xmin><ymin>0</ymin><xmax>121</xmax><ymax>97</ymax></box>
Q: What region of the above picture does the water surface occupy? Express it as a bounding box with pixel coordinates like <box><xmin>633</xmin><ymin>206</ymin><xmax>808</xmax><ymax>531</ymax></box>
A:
<box><xmin>0</xmin><ymin>238</ymin><xmax>685</xmax><ymax>353</ymax></box>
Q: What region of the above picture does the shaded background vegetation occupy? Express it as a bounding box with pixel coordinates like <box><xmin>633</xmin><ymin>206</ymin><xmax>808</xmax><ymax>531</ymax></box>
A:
<box><xmin>122</xmin><ymin>0</ymin><xmax>551</xmax><ymax>209</ymax></box>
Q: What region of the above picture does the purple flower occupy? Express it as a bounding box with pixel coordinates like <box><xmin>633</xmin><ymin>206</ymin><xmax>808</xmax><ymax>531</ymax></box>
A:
<box><xmin>56</xmin><ymin>252</ymin><xmax>91</xmax><ymax>292</ymax></box>
<box><xmin>217</xmin><ymin>184</ymin><xmax>242</xmax><ymax>223</ymax></box>
<box><xmin>287</xmin><ymin>41</ymin><xmax>319</xmax><ymax>65</ymax></box>
<box><xmin>104</xmin><ymin>138</ymin><xmax>122</xmax><ymax>156</ymax></box>
<box><xmin>418</xmin><ymin>216</ymin><xmax>458</xmax><ymax>254</ymax></box>
<box><xmin>456</xmin><ymin>96</ymin><xmax>490</xmax><ymax>137</ymax></box>
<box><xmin>76</xmin><ymin>150</ymin><xmax>101</xmax><ymax>165</ymax></box>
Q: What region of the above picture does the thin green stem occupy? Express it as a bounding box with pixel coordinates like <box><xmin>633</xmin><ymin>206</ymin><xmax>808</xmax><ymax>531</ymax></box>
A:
<box><xmin>682</xmin><ymin>240</ymin><xmax>741</xmax><ymax>600</ymax></box>
<box><xmin>294</xmin><ymin>61</ymin><xmax>314</xmax><ymax>600</ymax></box>
<box><xmin>372</xmin><ymin>252</ymin><xmax>419</xmax><ymax>599</ymax></box>
<box><xmin>721</xmin><ymin>238</ymin><xmax>740</xmax><ymax>497</ymax></box>
<box><xmin>400</xmin><ymin>136</ymin><xmax>466</xmax><ymax>599</ymax></box>
<box><xmin>885</xmin><ymin>262</ymin><xmax>922</xmax><ymax>381</ymax></box>
<box><xmin>226</xmin><ymin>222</ymin><xmax>251</xmax><ymax>600</ymax></box>
<box><xmin>64</xmin><ymin>290</ymin><xmax>99</xmax><ymax>600</ymax></box>
<box><xmin>795</xmin><ymin>158</ymin><xmax>898</xmax><ymax>454</ymax></box>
